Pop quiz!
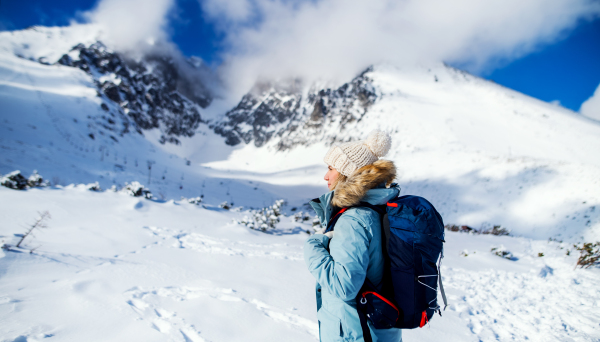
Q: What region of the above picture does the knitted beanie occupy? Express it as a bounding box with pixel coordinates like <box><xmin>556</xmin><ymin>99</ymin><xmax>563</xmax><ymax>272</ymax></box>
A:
<box><xmin>324</xmin><ymin>130</ymin><xmax>392</xmax><ymax>176</ymax></box>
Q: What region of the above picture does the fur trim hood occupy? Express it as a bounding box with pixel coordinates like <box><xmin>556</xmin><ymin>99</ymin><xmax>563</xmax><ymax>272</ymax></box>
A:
<box><xmin>332</xmin><ymin>159</ymin><xmax>396</xmax><ymax>208</ymax></box>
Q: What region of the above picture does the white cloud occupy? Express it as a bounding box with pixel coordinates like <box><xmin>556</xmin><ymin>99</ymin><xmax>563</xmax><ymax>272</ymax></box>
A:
<box><xmin>80</xmin><ymin>0</ymin><xmax>222</xmax><ymax>103</ymax></box>
<box><xmin>199</xmin><ymin>0</ymin><xmax>600</xmax><ymax>98</ymax></box>
<box><xmin>580</xmin><ymin>83</ymin><xmax>600</xmax><ymax>121</ymax></box>
<box><xmin>81</xmin><ymin>0</ymin><xmax>600</xmax><ymax>106</ymax></box>
<box><xmin>201</xmin><ymin>0</ymin><xmax>254</xmax><ymax>25</ymax></box>
<box><xmin>84</xmin><ymin>0</ymin><xmax>176</xmax><ymax>54</ymax></box>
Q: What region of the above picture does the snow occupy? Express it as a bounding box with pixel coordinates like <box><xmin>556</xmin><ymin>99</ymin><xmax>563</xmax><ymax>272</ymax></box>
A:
<box><xmin>0</xmin><ymin>24</ymin><xmax>103</xmax><ymax>64</ymax></box>
<box><xmin>1</xmin><ymin>24</ymin><xmax>600</xmax><ymax>342</ymax></box>
<box><xmin>1</xmin><ymin>186</ymin><xmax>599</xmax><ymax>342</ymax></box>
<box><xmin>580</xmin><ymin>82</ymin><xmax>600</xmax><ymax>121</ymax></box>
<box><xmin>0</xmin><ymin>186</ymin><xmax>317</xmax><ymax>342</ymax></box>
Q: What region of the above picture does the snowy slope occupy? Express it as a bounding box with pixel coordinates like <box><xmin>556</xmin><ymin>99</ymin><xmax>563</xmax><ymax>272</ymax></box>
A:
<box><xmin>1</xmin><ymin>186</ymin><xmax>598</xmax><ymax>342</ymax></box>
<box><xmin>0</xmin><ymin>24</ymin><xmax>103</xmax><ymax>64</ymax></box>
<box><xmin>0</xmin><ymin>186</ymin><xmax>317</xmax><ymax>342</ymax></box>
<box><xmin>1</xmin><ymin>24</ymin><xmax>600</xmax><ymax>342</ymax></box>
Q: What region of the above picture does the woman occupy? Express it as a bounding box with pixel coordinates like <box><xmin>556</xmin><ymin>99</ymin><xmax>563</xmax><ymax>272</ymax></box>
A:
<box><xmin>304</xmin><ymin>130</ymin><xmax>402</xmax><ymax>342</ymax></box>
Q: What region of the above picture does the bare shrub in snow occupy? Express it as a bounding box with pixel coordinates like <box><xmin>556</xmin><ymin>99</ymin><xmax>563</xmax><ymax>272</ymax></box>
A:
<box><xmin>574</xmin><ymin>242</ymin><xmax>600</xmax><ymax>269</ymax></box>
<box><xmin>491</xmin><ymin>246</ymin><xmax>515</xmax><ymax>260</ymax></box>
<box><xmin>445</xmin><ymin>224</ymin><xmax>510</xmax><ymax>236</ymax></box>
<box><xmin>87</xmin><ymin>182</ymin><xmax>102</xmax><ymax>191</ymax></box>
<box><xmin>219</xmin><ymin>201</ymin><xmax>232</xmax><ymax>210</ymax></box>
<box><xmin>291</xmin><ymin>211</ymin><xmax>320</xmax><ymax>232</ymax></box>
<box><xmin>312</xmin><ymin>218</ymin><xmax>321</xmax><ymax>230</ymax></box>
<box><xmin>16</xmin><ymin>211</ymin><xmax>50</xmax><ymax>248</ymax></box>
<box><xmin>460</xmin><ymin>249</ymin><xmax>470</xmax><ymax>257</ymax></box>
<box><xmin>182</xmin><ymin>196</ymin><xmax>202</xmax><ymax>205</ymax></box>
<box><xmin>27</xmin><ymin>170</ymin><xmax>48</xmax><ymax>187</ymax></box>
<box><xmin>1</xmin><ymin>170</ymin><xmax>48</xmax><ymax>190</ymax></box>
<box><xmin>122</xmin><ymin>182</ymin><xmax>152</xmax><ymax>199</ymax></box>
<box><xmin>481</xmin><ymin>225</ymin><xmax>510</xmax><ymax>236</ymax></box>
<box><xmin>239</xmin><ymin>199</ymin><xmax>285</xmax><ymax>231</ymax></box>
<box><xmin>2</xmin><ymin>211</ymin><xmax>51</xmax><ymax>251</ymax></box>
<box><xmin>445</xmin><ymin>224</ymin><xmax>474</xmax><ymax>233</ymax></box>
<box><xmin>293</xmin><ymin>211</ymin><xmax>313</xmax><ymax>223</ymax></box>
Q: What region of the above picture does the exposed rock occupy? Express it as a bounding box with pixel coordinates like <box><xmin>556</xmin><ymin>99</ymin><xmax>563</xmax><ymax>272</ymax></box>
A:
<box><xmin>122</xmin><ymin>181</ymin><xmax>152</xmax><ymax>199</ymax></box>
<box><xmin>213</xmin><ymin>67</ymin><xmax>378</xmax><ymax>150</ymax></box>
<box><xmin>1</xmin><ymin>170</ymin><xmax>48</xmax><ymax>190</ymax></box>
<box><xmin>87</xmin><ymin>182</ymin><xmax>102</xmax><ymax>191</ymax></box>
<box><xmin>55</xmin><ymin>42</ymin><xmax>211</xmax><ymax>144</ymax></box>
<box><xmin>214</xmin><ymin>80</ymin><xmax>303</xmax><ymax>147</ymax></box>
<box><xmin>1</xmin><ymin>171</ymin><xmax>29</xmax><ymax>190</ymax></box>
<box><xmin>27</xmin><ymin>170</ymin><xmax>47</xmax><ymax>187</ymax></box>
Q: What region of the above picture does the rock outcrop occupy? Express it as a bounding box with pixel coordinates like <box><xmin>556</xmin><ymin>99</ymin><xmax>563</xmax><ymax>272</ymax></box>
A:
<box><xmin>213</xmin><ymin>68</ymin><xmax>378</xmax><ymax>149</ymax></box>
<box><xmin>57</xmin><ymin>42</ymin><xmax>212</xmax><ymax>144</ymax></box>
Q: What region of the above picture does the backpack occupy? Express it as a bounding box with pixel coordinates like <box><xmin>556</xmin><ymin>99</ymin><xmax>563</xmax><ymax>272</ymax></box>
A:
<box><xmin>325</xmin><ymin>194</ymin><xmax>447</xmax><ymax>339</ymax></box>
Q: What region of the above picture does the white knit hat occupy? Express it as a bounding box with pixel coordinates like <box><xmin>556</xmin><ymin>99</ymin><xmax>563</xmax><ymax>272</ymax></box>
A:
<box><xmin>324</xmin><ymin>130</ymin><xmax>392</xmax><ymax>176</ymax></box>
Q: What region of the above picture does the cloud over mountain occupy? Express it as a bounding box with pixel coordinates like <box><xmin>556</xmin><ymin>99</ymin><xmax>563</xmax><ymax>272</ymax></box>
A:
<box><xmin>200</xmin><ymin>0</ymin><xmax>600</xmax><ymax>97</ymax></box>
<box><xmin>82</xmin><ymin>0</ymin><xmax>600</xmax><ymax>102</ymax></box>
<box><xmin>83</xmin><ymin>0</ymin><xmax>176</xmax><ymax>54</ymax></box>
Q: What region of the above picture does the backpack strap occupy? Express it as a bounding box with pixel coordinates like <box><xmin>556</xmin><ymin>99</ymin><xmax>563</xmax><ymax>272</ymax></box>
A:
<box><xmin>356</xmin><ymin>202</ymin><xmax>394</xmax><ymax>297</ymax></box>
<box><xmin>438</xmin><ymin>250</ymin><xmax>448</xmax><ymax>312</ymax></box>
<box><xmin>357</xmin><ymin>308</ymin><xmax>374</xmax><ymax>342</ymax></box>
<box><xmin>356</xmin><ymin>274</ymin><xmax>376</xmax><ymax>342</ymax></box>
<box><xmin>352</xmin><ymin>203</ymin><xmax>387</xmax><ymax>341</ymax></box>
<box><xmin>324</xmin><ymin>204</ymin><xmax>379</xmax><ymax>341</ymax></box>
<box><xmin>324</xmin><ymin>207</ymin><xmax>349</xmax><ymax>233</ymax></box>
<box><xmin>356</xmin><ymin>202</ymin><xmax>388</xmax><ymax>253</ymax></box>
<box><xmin>357</xmin><ymin>201</ymin><xmax>386</xmax><ymax>215</ymax></box>
<box><xmin>325</xmin><ymin>202</ymin><xmax>385</xmax><ymax>232</ymax></box>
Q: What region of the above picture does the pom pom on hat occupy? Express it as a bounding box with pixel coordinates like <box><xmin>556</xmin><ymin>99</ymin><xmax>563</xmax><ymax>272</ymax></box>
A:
<box><xmin>366</xmin><ymin>130</ymin><xmax>391</xmax><ymax>157</ymax></box>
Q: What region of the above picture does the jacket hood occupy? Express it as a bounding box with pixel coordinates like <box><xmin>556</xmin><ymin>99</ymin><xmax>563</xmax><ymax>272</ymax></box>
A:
<box><xmin>332</xmin><ymin>159</ymin><xmax>397</xmax><ymax>208</ymax></box>
<box><xmin>309</xmin><ymin>159</ymin><xmax>399</xmax><ymax>228</ymax></box>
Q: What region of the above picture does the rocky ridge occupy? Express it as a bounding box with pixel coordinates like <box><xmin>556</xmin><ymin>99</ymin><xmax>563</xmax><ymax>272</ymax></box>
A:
<box><xmin>55</xmin><ymin>41</ymin><xmax>212</xmax><ymax>145</ymax></box>
<box><xmin>213</xmin><ymin>68</ymin><xmax>378</xmax><ymax>149</ymax></box>
<box><xmin>37</xmin><ymin>33</ymin><xmax>377</xmax><ymax>150</ymax></box>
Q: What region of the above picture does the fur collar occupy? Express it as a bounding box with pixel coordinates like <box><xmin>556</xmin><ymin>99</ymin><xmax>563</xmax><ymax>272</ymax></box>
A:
<box><xmin>331</xmin><ymin>159</ymin><xmax>396</xmax><ymax>208</ymax></box>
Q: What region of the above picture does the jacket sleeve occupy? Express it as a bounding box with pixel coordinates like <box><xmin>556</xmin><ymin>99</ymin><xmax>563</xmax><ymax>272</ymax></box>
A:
<box><xmin>304</xmin><ymin>214</ymin><xmax>370</xmax><ymax>301</ymax></box>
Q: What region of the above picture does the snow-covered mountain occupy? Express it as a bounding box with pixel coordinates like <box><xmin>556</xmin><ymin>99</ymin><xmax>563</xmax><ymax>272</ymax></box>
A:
<box><xmin>2</xmin><ymin>24</ymin><xmax>600</xmax><ymax>240</ymax></box>
<box><xmin>6</xmin><ymin>25</ymin><xmax>212</xmax><ymax>145</ymax></box>
<box><xmin>59</xmin><ymin>41</ymin><xmax>210</xmax><ymax>144</ymax></box>
<box><xmin>2</xmin><ymin>23</ymin><xmax>600</xmax><ymax>342</ymax></box>
<box><xmin>0</xmin><ymin>25</ymin><xmax>325</xmax><ymax>208</ymax></box>
<box><xmin>210</xmin><ymin>63</ymin><xmax>600</xmax><ymax>242</ymax></box>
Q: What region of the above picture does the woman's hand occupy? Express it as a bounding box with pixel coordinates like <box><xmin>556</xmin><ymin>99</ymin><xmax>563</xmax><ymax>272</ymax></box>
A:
<box><xmin>314</xmin><ymin>227</ymin><xmax>334</xmax><ymax>239</ymax></box>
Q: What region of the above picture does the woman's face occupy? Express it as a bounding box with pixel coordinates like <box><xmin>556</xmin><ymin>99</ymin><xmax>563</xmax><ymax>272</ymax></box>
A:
<box><xmin>324</xmin><ymin>165</ymin><xmax>340</xmax><ymax>190</ymax></box>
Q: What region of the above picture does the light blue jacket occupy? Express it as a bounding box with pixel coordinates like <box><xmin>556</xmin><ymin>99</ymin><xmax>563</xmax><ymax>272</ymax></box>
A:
<box><xmin>304</xmin><ymin>186</ymin><xmax>402</xmax><ymax>342</ymax></box>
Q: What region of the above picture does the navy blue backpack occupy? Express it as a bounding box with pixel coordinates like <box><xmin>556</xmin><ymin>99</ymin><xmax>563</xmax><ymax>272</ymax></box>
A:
<box><xmin>326</xmin><ymin>194</ymin><xmax>447</xmax><ymax>339</ymax></box>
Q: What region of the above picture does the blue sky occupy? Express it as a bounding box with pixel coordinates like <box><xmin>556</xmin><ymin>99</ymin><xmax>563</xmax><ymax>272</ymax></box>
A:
<box><xmin>1</xmin><ymin>0</ymin><xmax>599</xmax><ymax>112</ymax></box>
